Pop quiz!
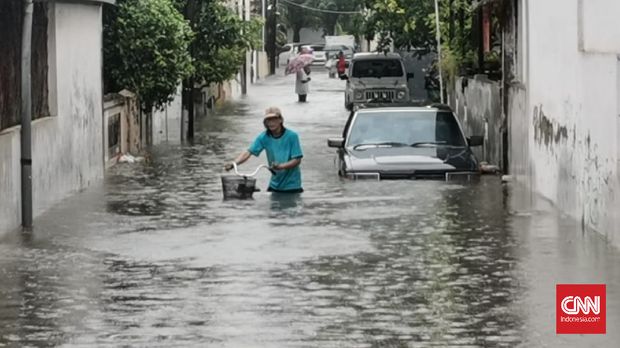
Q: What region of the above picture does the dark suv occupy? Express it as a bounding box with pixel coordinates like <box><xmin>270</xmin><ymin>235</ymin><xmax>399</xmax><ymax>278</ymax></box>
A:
<box><xmin>327</xmin><ymin>104</ymin><xmax>483</xmax><ymax>180</ymax></box>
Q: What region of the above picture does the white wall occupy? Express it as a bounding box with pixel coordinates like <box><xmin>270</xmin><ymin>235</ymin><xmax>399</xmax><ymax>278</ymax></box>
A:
<box><xmin>580</xmin><ymin>0</ymin><xmax>620</xmax><ymax>53</ymax></box>
<box><xmin>0</xmin><ymin>129</ymin><xmax>21</xmax><ymax>233</ymax></box>
<box><xmin>511</xmin><ymin>0</ymin><xmax>620</xmax><ymax>246</ymax></box>
<box><xmin>0</xmin><ymin>2</ymin><xmax>104</xmax><ymax>235</ymax></box>
<box><xmin>152</xmin><ymin>84</ymin><xmax>183</xmax><ymax>144</ymax></box>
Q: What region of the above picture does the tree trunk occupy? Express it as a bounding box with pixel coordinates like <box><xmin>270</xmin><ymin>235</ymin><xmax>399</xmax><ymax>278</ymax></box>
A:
<box><xmin>449</xmin><ymin>0</ymin><xmax>454</xmax><ymax>44</ymax></box>
<box><xmin>188</xmin><ymin>77</ymin><xmax>195</xmax><ymax>141</ymax></box>
<box><xmin>293</xmin><ymin>25</ymin><xmax>301</xmax><ymax>43</ymax></box>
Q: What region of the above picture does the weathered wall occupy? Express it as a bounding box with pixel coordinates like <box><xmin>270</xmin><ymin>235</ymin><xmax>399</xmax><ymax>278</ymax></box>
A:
<box><xmin>152</xmin><ymin>85</ymin><xmax>183</xmax><ymax>145</ymax></box>
<box><xmin>450</xmin><ymin>76</ymin><xmax>504</xmax><ymax>167</ymax></box>
<box><xmin>256</xmin><ymin>51</ymin><xmax>269</xmax><ymax>80</ymax></box>
<box><xmin>0</xmin><ymin>2</ymin><xmax>104</xmax><ymax>236</ymax></box>
<box><xmin>0</xmin><ymin>128</ymin><xmax>21</xmax><ymax>233</ymax></box>
<box><xmin>507</xmin><ymin>84</ymin><xmax>530</xmax><ymax>183</ymax></box>
<box><xmin>31</xmin><ymin>2</ymin><xmax>104</xmax><ymax>215</ymax></box>
<box><xmin>511</xmin><ymin>0</ymin><xmax>620</xmax><ymax>246</ymax></box>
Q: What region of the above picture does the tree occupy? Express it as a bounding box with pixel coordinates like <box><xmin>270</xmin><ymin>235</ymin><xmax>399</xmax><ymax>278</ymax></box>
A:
<box><xmin>362</xmin><ymin>0</ymin><xmax>475</xmax><ymax>76</ymax></box>
<box><xmin>103</xmin><ymin>0</ymin><xmax>194</xmax><ymax>111</ymax></box>
<box><xmin>314</xmin><ymin>0</ymin><xmax>364</xmax><ymax>36</ymax></box>
<box><xmin>175</xmin><ymin>0</ymin><xmax>262</xmax><ymax>138</ymax></box>
<box><xmin>280</xmin><ymin>0</ymin><xmax>320</xmax><ymax>43</ymax></box>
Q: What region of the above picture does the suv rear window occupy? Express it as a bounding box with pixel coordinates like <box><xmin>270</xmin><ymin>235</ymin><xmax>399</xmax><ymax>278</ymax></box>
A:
<box><xmin>352</xmin><ymin>59</ymin><xmax>404</xmax><ymax>78</ymax></box>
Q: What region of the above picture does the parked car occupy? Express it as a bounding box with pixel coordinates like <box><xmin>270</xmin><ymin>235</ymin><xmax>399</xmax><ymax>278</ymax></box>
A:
<box><xmin>342</xmin><ymin>53</ymin><xmax>414</xmax><ymax>110</ymax></box>
<box><xmin>277</xmin><ymin>43</ymin><xmax>308</xmax><ymax>66</ymax></box>
<box><xmin>327</xmin><ymin>104</ymin><xmax>483</xmax><ymax>180</ymax></box>
<box><xmin>302</xmin><ymin>44</ymin><xmax>327</xmax><ymax>66</ymax></box>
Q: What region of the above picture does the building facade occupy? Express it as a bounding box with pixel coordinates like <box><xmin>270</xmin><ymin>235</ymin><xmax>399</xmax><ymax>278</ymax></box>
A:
<box><xmin>507</xmin><ymin>0</ymin><xmax>620</xmax><ymax>246</ymax></box>
<box><xmin>0</xmin><ymin>0</ymin><xmax>111</xmax><ymax>235</ymax></box>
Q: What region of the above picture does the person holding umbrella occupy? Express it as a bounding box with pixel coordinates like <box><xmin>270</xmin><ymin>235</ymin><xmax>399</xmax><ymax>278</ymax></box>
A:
<box><xmin>296</xmin><ymin>65</ymin><xmax>311</xmax><ymax>102</ymax></box>
<box><xmin>286</xmin><ymin>47</ymin><xmax>313</xmax><ymax>102</ymax></box>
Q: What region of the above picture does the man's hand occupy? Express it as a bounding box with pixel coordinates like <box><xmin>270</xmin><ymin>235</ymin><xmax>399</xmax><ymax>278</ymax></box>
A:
<box><xmin>270</xmin><ymin>162</ymin><xmax>280</xmax><ymax>171</ymax></box>
<box><xmin>224</xmin><ymin>162</ymin><xmax>235</xmax><ymax>171</ymax></box>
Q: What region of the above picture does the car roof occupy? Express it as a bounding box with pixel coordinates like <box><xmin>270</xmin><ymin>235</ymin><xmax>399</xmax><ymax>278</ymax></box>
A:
<box><xmin>352</xmin><ymin>52</ymin><xmax>402</xmax><ymax>61</ymax></box>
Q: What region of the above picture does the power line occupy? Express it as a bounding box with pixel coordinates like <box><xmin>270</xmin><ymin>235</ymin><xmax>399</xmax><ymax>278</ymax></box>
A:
<box><xmin>279</xmin><ymin>0</ymin><xmax>363</xmax><ymax>15</ymax></box>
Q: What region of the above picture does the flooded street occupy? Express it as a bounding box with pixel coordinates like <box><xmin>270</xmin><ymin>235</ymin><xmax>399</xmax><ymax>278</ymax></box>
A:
<box><xmin>1</xmin><ymin>72</ymin><xmax>619</xmax><ymax>347</ymax></box>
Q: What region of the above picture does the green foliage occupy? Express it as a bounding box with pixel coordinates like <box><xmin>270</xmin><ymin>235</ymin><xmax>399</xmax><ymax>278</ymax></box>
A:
<box><xmin>363</xmin><ymin>0</ymin><xmax>476</xmax><ymax>80</ymax></box>
<box><xmin>179</xmin><ymin>0</ymin><xmax>263</xmax><ymax>85</ymax></box>
<box><xmin>279</xmin><ymin>0</ymin><xmax>320</xmax><ymax>42</ymax></box>
<box><xmin>104</xmin><ymin>0</ymin><xmax>194</xmax><ymax>111</ymax></box>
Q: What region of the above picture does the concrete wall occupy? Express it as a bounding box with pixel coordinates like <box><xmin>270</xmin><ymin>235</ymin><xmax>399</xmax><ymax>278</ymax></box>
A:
<box><xmin>0</xmin><ymin>2</ymin><xmax>104</xmax><ymax>235</ymax></box>
<box><xmin>0</xmin><ymin>128</ymin><xmax>21</xmax><ymax>233</ymax></box>
<box><xmin>255</xmin><ymin>51</ymin><xmax>269</xmax><ymax>80</ymax></box>
<box><xmin>450</xmin><ymin>76</ymin><xmax>504</xmax><ymax>167</ymax></box>
<box><xmin>152</xmin><ymin>85</ymin><xmax>183</xmax><ymax>145</ymax></box>
<box><xmin>510</xmin><ymin>0</ymin><xmax>620</xmax><ymax>246</ymax></box>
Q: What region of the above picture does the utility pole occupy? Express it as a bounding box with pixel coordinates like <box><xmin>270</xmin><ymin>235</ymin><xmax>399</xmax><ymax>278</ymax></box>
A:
<box><xmin>268</xmin><ymin>0</ymin><xmax>277</xmax><ymax>75</ymax></box>
<box><xmin>21</xmin><ymin>0</ymin><xmax>34</xmax><ymax>229</ymax></box>
<box><xmin>241</xmin><ymin>0</ymin><xmax>248</xmax><ymax>94</ymax></box>
<box><xmin>434</xmin><ymin>0</ymin><xmax>445</xmax><ymax>104</ymax></box>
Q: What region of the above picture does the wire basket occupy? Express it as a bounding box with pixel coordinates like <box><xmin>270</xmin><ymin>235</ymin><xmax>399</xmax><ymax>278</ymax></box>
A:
<box><xmin>221</xmin><ymin>175</ymin><xmax>258</xmax><ymax>200</ymax></box>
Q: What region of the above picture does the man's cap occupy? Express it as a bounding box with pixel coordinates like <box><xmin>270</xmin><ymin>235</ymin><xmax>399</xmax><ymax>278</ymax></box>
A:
<box><xmin>264</xmin><ymin>106</ymin><xmax>283</xmax><ymax>120</ymax></box>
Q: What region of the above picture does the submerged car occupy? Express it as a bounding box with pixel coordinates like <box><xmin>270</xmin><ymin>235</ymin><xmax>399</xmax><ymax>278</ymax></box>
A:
<box><xmin>327</xmin><ymin>104</ymin><xmax>483</xmax><ymax>180</ymax></box>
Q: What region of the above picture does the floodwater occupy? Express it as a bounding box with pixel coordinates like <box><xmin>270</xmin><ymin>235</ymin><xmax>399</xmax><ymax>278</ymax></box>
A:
<box><xmin>1</xmin><ymin>70</ymin><xmax>619</xmax><ymax>347</ymax></box>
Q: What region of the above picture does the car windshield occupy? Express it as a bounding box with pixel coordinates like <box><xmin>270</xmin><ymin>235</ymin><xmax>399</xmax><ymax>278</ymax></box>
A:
<box><xmin>352</xmin><ymin>59</ymin><xmax>403</xmax><ymax>78</ymax></box>
<box><xmin>347</xmin><ymin>111</ymin><xmax>467</xmax><ymax>148</ymax></box>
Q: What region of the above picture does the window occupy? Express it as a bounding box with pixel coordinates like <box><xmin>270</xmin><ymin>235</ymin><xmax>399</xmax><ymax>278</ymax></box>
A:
<box><xmin>347</xmin><ymin>111</ymin><xmax>467</xmax><ymax>147</ymax></box>
<box><xmin>352</xmin><ymin>60</ymin><xmax>404</xmax><ymax>78</ymax></box>
<box><xmin>0</xmin><ymin>0</ymin><xmax>50</xmax><ymax>131</ymax></box>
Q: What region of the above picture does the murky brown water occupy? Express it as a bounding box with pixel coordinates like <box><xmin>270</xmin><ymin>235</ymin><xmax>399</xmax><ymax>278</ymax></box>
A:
<box><xmin>1</xmin><ymin>72</ymin><xmax>619</xmax><ymax>347</ymax></box>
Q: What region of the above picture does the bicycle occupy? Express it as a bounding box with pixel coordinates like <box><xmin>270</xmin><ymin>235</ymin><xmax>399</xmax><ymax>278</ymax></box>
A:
<box><xmin>221</xmin><ymin>162</ymin><xmax>275</xmax><ymax>200</ymax></box>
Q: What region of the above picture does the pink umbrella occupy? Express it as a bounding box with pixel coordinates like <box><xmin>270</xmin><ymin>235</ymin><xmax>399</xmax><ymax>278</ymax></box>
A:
<box><xmin>285</xmin><ymin>53</ymin><xmax>314</xmax><ymax>75</ymax></box>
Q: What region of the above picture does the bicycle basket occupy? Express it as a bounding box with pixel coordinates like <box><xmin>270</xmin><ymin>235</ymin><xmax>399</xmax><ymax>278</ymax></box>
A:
<box><xmin>221</xmin><ymin>175</ymin><xmax>258</xmax><ymax>200</ymax></box>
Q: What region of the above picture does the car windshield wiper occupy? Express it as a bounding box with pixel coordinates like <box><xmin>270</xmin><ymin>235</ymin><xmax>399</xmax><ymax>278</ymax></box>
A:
<box><xmin>410</xmin><ymin>141</ymin><xmax>449</xmax><ymax>147</ymax></box>
<box><xmin>352</xmin><ymin>142</ymin><xmax>409</xmax><ymax>150</ymax></box>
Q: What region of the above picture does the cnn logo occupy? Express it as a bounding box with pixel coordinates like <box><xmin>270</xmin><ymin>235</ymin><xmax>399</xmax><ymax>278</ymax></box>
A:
<box><xmin>556</xmin><ymin>284</ymin><xmax>606</xmax><ymax>334</ymax></box>
<box><xmin>560</xmin><ymin>296</ymin><xmax>600</xmax><ymax>315</ymax></box>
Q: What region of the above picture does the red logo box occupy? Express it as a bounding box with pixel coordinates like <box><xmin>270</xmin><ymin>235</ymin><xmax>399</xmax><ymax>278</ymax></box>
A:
<box><xmin>556</xmin><ymin>284</ymin><xmax>606</xmax><ymax>334</ymax></box>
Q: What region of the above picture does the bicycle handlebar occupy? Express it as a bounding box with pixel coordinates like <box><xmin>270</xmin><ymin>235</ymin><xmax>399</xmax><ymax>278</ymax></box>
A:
<box><xmin>231</xmin><ymin>162</ymin><xmax>276</xmax><ymax>176</ymax></box>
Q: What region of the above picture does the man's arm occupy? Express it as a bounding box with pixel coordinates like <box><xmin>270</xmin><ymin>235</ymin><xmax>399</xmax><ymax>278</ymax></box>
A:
<box><xmin>273</xmin><ymin>157</ymin><xmax>302</xmax><ymax>170</ymax></box>
<box><xmin>224</xmin><ymin>151</ymin><xmax>252</xmax><ymax>170</ymax></box>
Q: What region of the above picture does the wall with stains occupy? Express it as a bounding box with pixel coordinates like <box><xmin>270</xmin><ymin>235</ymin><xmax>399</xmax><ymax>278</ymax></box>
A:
<box><xmin>450</xmin><ymin>76</ymin><xmax>504</xmax><ymax>168</ymax></box>
<box><xmin>511</xmin><ymin>0</ymin><xmax>620</xmax><ymax>247</ymax></box>
<box><xmin>0</xmin><ymin>2</ymin><xmax>104</xmax><ymax>236</ymax></box>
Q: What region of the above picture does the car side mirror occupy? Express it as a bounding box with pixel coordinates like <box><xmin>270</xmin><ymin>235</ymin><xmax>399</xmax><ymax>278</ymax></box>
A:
<box><xmin>468</xmin><ymin>136</ymin><xmax>484</xmax><ymax>147</ymax></box>
<box><xmin>328</xmin><ymin>137</ymin><xmax>345</xmax><ymax>148</ymax></box>
<box><xmin>407</xmin><ymin>72</ymin><xmax>414</xmax><ymax>79</ymax></box>
<box><xmin>339</xmin><ymin>74</ymin><xmax>349</xmax><ymax>81</ymax></box>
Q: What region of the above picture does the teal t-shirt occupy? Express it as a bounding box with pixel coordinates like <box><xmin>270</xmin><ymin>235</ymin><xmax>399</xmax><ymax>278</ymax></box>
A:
<box><xmin>248</xmin><ymin>128</ymin><xmax>303</xmax><ymax>191</ymax></box>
